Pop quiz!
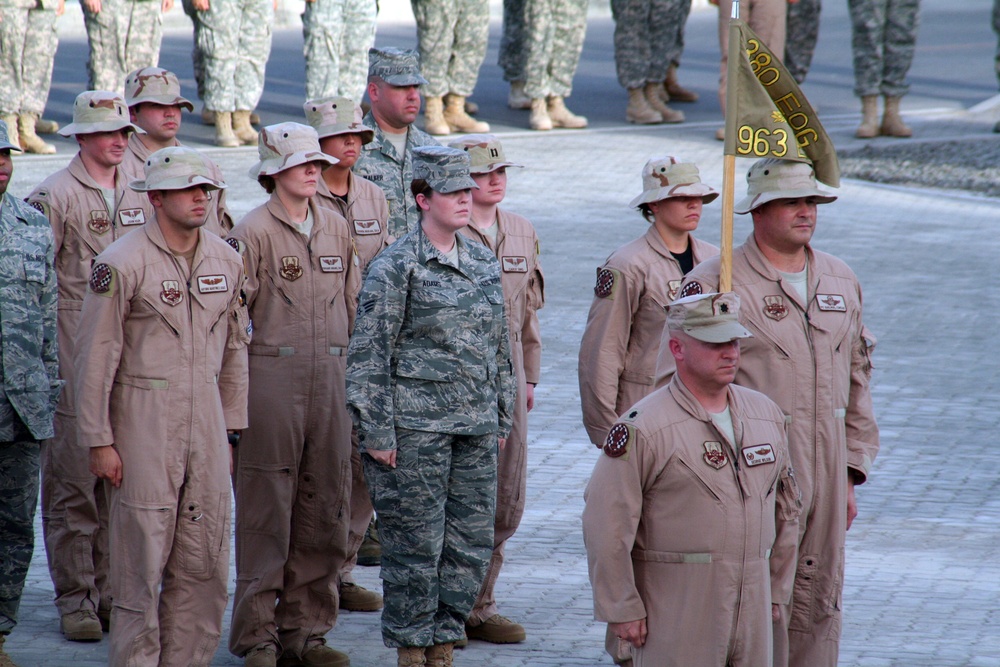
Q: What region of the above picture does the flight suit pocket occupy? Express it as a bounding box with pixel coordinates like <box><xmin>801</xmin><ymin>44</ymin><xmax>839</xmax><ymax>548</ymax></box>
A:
<box><xmin>175</xmin><ymin>491</ymin><xmax>227</xmax><ymax>579</ymax></box>
<box><xmin>115</xmin><ymin>498</ymin><xmax>173</xmax><ymax>606</ymax></box>
<box><xmin>789</xmin><ymin>553</ymin><xmax>819</xmax><ymax>632</ymax></box>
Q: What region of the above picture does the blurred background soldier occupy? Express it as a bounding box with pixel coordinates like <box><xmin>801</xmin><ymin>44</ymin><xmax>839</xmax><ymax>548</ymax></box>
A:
<box><xmin>82</xmin><ymin>0</ymin><xmax>171</xmax><ymax>93</ymax></box>
<box><xmin>994</xmin><ymin>0</ymin><xmax>1000</xmax><ymax>131</ymax></box>
<box><xmin>520</xmin><ymin>0</ymin><xmax>589</xmax><ymax>131</ymax></box>
<box><xmin>785</xmin><ymin>0</ymin><xmax>821</xmax><ymax>84</ymax></box>
<box><xmin>302</xmin><ymin>0</ymin><xmax>377</xmax><ymax>105</ymax></box>
<box><xmin>498</xmin><ymin>0</ymin><xmax>530</xmax><ymax>109</ymax></box>
<box><xmin>194</xmin><ymin>0</ymin><xmax>273</xmax><ymax>147</ymax></box>
<box><xmin>0</xmin><ymin>119</ymin><xmax>62</xmax><ymax>667</ymax></box>
<box><xmin>0</xmin><ymin>0</ymin><xmax>63</xmax><ymax>154</ymax></box>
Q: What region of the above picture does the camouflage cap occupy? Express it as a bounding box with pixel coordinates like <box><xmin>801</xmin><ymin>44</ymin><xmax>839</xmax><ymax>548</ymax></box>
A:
<box><xmin>303</xmin><ymin>96</ymin><xmax>374</xmax><ymax>144</ymax></box>
<box><xmin>735</xmin><ymin>158</ymin><xmax>838</xmax><ymax>214</ymax></box>
<box><xmin>629</xmin><ymin>156</ymin><xmax>719</xmax><ymax>208</ymax></box>
<box><xmin>124</xmin><ymin>67</ymin><xmax>194</xmax><ymax>112</ymax></box>
<box><xmin>447</xmin><ymin>134</ymin><xmax>523</xmax><ymax>174</ymax></box>
<box><xmin>248</xmin><ymin>122</ymin><xmax>338</xmax><ymax>179</ymax></box>
<box><xmin>667</xmin><ymin>292</ymin><xmax>752</xmax><ymax>343</ymax></box>
<box><xmin>412</xmin><ymin>146</ymin><xmax>479</xmax><ymax>194</ymax></box>
<box><xmin>129</xmin><ymin>146</ymin><xmax>227</xmax><ymax>192</ymax></box>
<box><xmin>59</xmin><ymin>91</ymin><xmax>144</xmax><ymax>137</ymax></box>
<box><xmin>0</xmin><ymin>118</ymin><xmax>22</xmax><ymax>153</ymax></box>
<box><xmin>368</xmin><ymin>47</ymin><xmax>429</xmax><ymax>86</ymax></box>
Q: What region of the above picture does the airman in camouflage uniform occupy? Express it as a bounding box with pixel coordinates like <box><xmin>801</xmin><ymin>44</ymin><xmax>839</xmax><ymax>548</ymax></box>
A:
<box><xmin>347</xmin><ymin>146</ymin><xmax>515</xmax><ymax>665</ymax></box>
<box><xmin>353</xmin><ymin>48</ymin><xmax>440</xmax><ymax>239</ymax></box>
<box><xmin>302</xmin><ymin>0</ymin><xmax>377</xmax><ymax>105</ymax></box>
<box><xmin>82</xmin><ymin>0</ymin><xmax>167</xmax><ymax>93</ymax></box>
<box><xmin>0</xmin><ymin>118</ymin><xmax>62</xmax><ymax>667</ymax></box>
<box><xmin>785</xmin><ymin>0</ymin><xmax>822</xmax><ymax>84</ymax></box>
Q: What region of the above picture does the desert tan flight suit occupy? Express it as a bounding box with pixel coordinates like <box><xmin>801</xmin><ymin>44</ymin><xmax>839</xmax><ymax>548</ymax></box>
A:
<box><xmin>583</xmin><ymin>376</ymin><xmax>800</xmax><ymax>667</ymax></box>
<box><xmin>227</xmin><ymin>197</ymin><xmax>360</xmax><ymax>659</ymax></box>
<box><xmin>578</xmin><ymin>226</ymin><xmax>718</xmax><ymax>447</ymax></box>
<box><xmin>459</xmin><ymin>208</ymin><xmax>544</xmax><ymax>622</ymax></box>
<box><xmin>74</xmin><ymin>220</ymin><xmax>249</xmax><ymax>666</ymax></box>
<box><xmin>663</xmin><ymin>233</ymin><xmax>879</xmax><ymax>667</ymax></box>
<box><xmin>121</xmin><ymin>133</ymin><xmax>234</xmax><ymax>238</ymax></box>
<box><xmin>27</xmin><ymin>155</ymin><xmax>150</xmax><ymax>620</ymax></box>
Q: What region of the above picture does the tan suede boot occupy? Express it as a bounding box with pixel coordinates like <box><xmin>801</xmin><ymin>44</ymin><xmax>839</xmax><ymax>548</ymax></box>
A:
<box><xmin>625</xmin><ymin>87</ymin><xmax>662</xmax><ymax>124</ymax></box>
<box><xmin>664</xmin><ymin>64</ymin><xmax>699</xmax><ymax>102</ymax></box>
<box><xmin>201</xmin><ymin>106</ymin><xmax>215</xmax><ymax>125</ymax></box>
<box><xmin>424</xmin><ymin>643</ymin><xmax>455</xmax><ymax>667</ymax></box>
<box><xmin>508</xmin><ymin>81</ymin><xmax>531</xmax><ymax>109</ymax></box>
<box><xmin>547</xmin><ymin>95</ymin><xmax>587</xmax><ymax>128</ymax></box>
<box><xmin>214</xmin><ymin>111</ymin><xmax>239</xmax><ymax>147</ymax></box>
<box><xmin>855</xmin><ymin>95</ymin><xmax>880</xmax><ymax>139</ymax></box>
<box><xmin>880</xmin><ymin>95</ymin><xmax>912</xmax><ymax>137</ymax></box>
<box><xmin>423</xmin><ymin>96</ymin><xmax>450</xmax><ymax>136</ymax></box>
<box><xmin>18</xmin><ymin>113</ymin><xmax>56</xmax><ymax>154</ymax></box>
<box><xmin>444</xmin><ymin>94</ymin><xmax>489</xmax><ymax>133</ymax></box>
<box><xmin>397</xmin><ymin>647</ymin><xmax>426</xmax><ymax>667</ymax></box>
<box><xmin>233</xmin><ymin>110</ymin><xmax>258</xmax><ymax>145</ymax></box>
<box><xmin>644</xmin><ymin>83</ymin><xmax>684</xmax><ymax>123</ymax></box>
<box><xmin>34</xmin><ymin>116</ymin><xmax>59</xmax><ymax>134</ymax></box>
<box><xmin>529</xmin><ymin>98</ymin><xmax>552</xmax><ymax>131</ymax></box>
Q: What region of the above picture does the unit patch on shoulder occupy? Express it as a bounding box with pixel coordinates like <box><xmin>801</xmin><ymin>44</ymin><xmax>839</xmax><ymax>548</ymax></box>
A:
<box><xmin>28</xmin><ymin>199</ymin><xmax>48</xmax><ymax>217</ymax></box>
<box><xmin>320</xmin><ymin>256</ymin><xmax>344</xmax><ymax>273</ymax></box>
<box><xmin>197</xmin><ymin>275</ymin><xmax>228</xmax><ymax>293</ymax></box>
<box><xmin>594</xmin><ymin>267</ymin><xmax>620</xmax><ymax>299</ymax></box>
<box><xmin>741</xmin><ymin>443</ymin><xmax>776</xmax><ymax>467</ymax></box>
<box><xmin>703</xmin><ymin>441</ymin><xmax>727</xmax><ymax>469</ymax></box>
<box><xmin>603</xmin><ymin>423</ymin><xmax>634</xmax><ymax>459</ymax></box>
<box><xmin>226</xmin><ymin>237</ymin><xmax>243</xmax><ymax>254</ymax></box>
<box><xmin>816</xmin><ymin>294</ymin><xmax>846</xmax><ymax>312</ymax></box>
<box><xmin>354</xmin><ymin>219</ymin><xmax>382</xmax><ymax>235</ymax></box>
<box><xmin>502</xmin><ymin>256</ymin><xmax>528</xmax><ymax>273</ymax></box>
<box><xmin>89</xmin><ymin>263</ymin><xmax>116</xmax><ymax>296</ymax></box>
<box><xmin>678</xmin><ymin>280</ymin><xmax>703</xmax><ymax>298</ymax></box>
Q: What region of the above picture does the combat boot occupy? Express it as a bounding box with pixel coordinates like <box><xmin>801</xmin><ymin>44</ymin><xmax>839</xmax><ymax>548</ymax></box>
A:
<box><xmin>423</xmin><ymin>96</ymin><xmax>450</xmax><ymax>136</ymax></box>
<box><xmin>444</xmin><ymin>94</ymin><xmax>489</xmax><ymax>133</ymax></box>
<box><xmin>396</xmin><ymin>647</ymin><xmax>426</xmax><ymax>667</ymax></box>
<box><xmin>643</xmin><ymin>83</ymin><xmax>684</xmax><ymax>124</ymax></box>
<box><xmin>547</xmin><ymin>95</ymin><xmax>587</xmax><ymax>129</ymax></box>
<box><xmin>455</xmin><ymin>95</ymin><xmax>478</xmax><ymax>115</ymax></box>
<box><xmin>201</xmin><ymin>106</ymin><xmax>215</xmax><ymax>125</ymax></box>
<box><xmin>338</xmin><ymin>581</ymin><xmax>383</xmax><ymax>611</ymax></box>
<box><xmin>880</xmin><ymin>95</ymin><xmax>912</xmax><ymax>137</ymax></box>
<box><xmin>625</xmin><ymin>87</ymin><xmax>662</xmax><ymax>125</ymax></box>
<box><xmin>508</xmin><ymin>81</ymin><xmax>531</xmax><ymax>109</ymax></box>
<box><xmin>0</xmin><ymin>634</ymin><xmax>18</xmax><ymax>667</ymax></box>
<box><xmin>34</xmin><ymin>116</ymin><xmax>59</xmax><ymax>134</ymax></box>
<box><xmin>664</xmin><ymin>64</ymin><xmax>699</xmax><ymax>102</ymax></box>
<box><xmin>529</xmin><ymin>98</ymin><xmax>552</xmax><ymax>131</ymax></box>
<box><xmin>245</xmin><ymin>643</ymin><xmax>277</xmax><ymax>667</ymax></box>
<box><xmin>215</xmin><ymin>112</ymin><xmax>240</xmax><ymax>147</ymax></box>
<box><xmin>465</xmin><ymin>614</ymin><xmax>526</xmax><ymax>643</ymax></box>
<box><xmin>357</xmin><ymin>518</ymin><xmax>381</xmax><ymax>566</ymax></box>
<box><xmin>856</xmin><ymin>95</ymin><xmax>879</xmax><ymax>138</ymax></box>
<box><xmin>277</xmin><ymin>643</ymin><xmax>349</xmax><ymax>666</ymax></box>
<box><xmin>60</xmin><ymin>608</ymin><xmax>103</xmax><ymax>642</ymax></box>
<box><xmin>424</xmin><ymin>643</ymin><xmax>454</xmax><ymax>667</ymax></box>
<box><xmin>18</xmin><ymin>113</ymin><xmax>56</xmax><ymax>154</ymax></box>
<box><xmin>0</xmin><ymin>114</ymin><xmax>20</xmax><ymax>150</ymax></box>
<box><xmin>233</xmin><ymin>110</ymin><xmax>259</xmax><ymax>145</ymax></box>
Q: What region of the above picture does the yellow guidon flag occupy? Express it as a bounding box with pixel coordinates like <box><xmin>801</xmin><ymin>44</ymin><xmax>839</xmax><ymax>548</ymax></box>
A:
<box><xmin>723</xmin><ymin>18</ymin><xmax>839</xmax><ymax>188</ymax></box>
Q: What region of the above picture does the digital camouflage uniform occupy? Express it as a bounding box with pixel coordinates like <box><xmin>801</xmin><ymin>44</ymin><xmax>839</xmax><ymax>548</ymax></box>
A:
<box><xmin>611</xmin><ymin>0</ymin><xmax>690</xmax><ymax>90</ymax></box>
<box><xmin>302</xmin><ymin>0</ymin><xmax>377</xmax><ymax>104</ymax></box>
<box><xmin>197</xmin><ymin>0</ymin><xmax>273</xmax><ymax>112</ymax></box>
<box><xmin>411</xmin><ymin>0</ymin><xmax>490</xmax><ymax>98</ymax></box>
<box><xmin>82</xmin><ymin>0</ymin><xmax>163</xmax><ymax>92</ymax></box>
<box><xmin>994</xmin><ymin>0</ymin><xmax>1000</xmax><ymax>87</ymax></box>
<box><xmin>785</xmin><ymin>0</ymin><xmax>822</xmax><ymax>84</ymax></box>
<box><xmin>498</xmin><ymin>0</ymin><xmax>526</xmax><ymax>83</ymax></box>
<box><xmin>0</xmin><ymin>0</ymin><xmax>59</xmax><ymax>116</ymax></box>
<box><xmin>847</xmin><ymin>0</ymin><xmax>920</xmax><ymax>97</ymax></box>
<box><xmin>521</xmin><ymin>0</ymin><xmax>588</xmax><ymax>99</ymax></box>
<box><xmin>181</xmin><ymin>0</ymin><xmax>206</xmax><ymax>99</ymax></box>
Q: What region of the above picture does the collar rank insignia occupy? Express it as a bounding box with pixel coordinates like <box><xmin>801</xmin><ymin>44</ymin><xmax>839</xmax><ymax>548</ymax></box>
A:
<box><xmin>118</xmin><ymin>208</ymin><xmax>145</xmax><ymax>226</ymax></box>
<box><xmin>678</xmin><ymin>280</ymin><xmax>703</xmax><ymax>298</ymax></box>
<box><xmin>741</xmin><ymin>443</ymin><xmax>776</xmax><ymax>467</ymax></box>
<box><xmin>320</xmin><ymin>256</ymin><xmax>344</xmax><ymax>273</ymax></box>
<box><xmin>502</xmin><ymin>256</ymin><xmax>528</xmax><ymax>273</ymax></box>
<box><xmin>703</xmin><ymin>441</ymin><xmax>727</xmax><ymax>469</ymax></box>
<box><xmin>280</xmin><ymin>256</ymin><xmax>303</xmax><ymax>281</ymax></box>
<box><xmin>816</xmin><ymin>294</ymin><xmax>846</xmax><ymax>312</ymax></box>
<box><xmin>160</xmin><ymin>280</ymin><xmax>183</xmax><ymax>306</ymax></box>
<box><xmin>604</xmin><ymin>423</ymin><xmax>633</xmax><ymax>459</ymax></box>
<box><xmin>354</xmin><ymin>219</ymin><xmax>381</xmax><ymax>235</ymax></box>
<box><xmin>88</xmin><ymin>211</ymin><xmax>111</xmax><ymax>235</ymax></box>
<box><xmin>667</xmin><ymin>279</ymin><xmax>681</xmax><ymax>300</ymax></box>
<box><xmin>197</xmin><ymin>275</ymin><xmax>228</xmax><ymax>293</ymax></box>
<box><xmin>763</xmin><ymin>295</ymin><xmax>788</xmax><ymax>321</ymax></box>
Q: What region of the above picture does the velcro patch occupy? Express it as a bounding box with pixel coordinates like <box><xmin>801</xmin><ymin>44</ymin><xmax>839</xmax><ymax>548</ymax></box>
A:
<box><xmin>354</xmin><ymin>219</ymin><xmax>382</xmax><ymax>235</ymax></box>
<box><xmin>678</xmin><ymin>280</ymin><xmax>703</xmax><ymax>298</ymax></box>
<box><xmin>816</xmin><ymin>294</ymin><xmax>846</xmax><ymax>312</ymax></box>
<box><xmin>742</xmin><ymin>443</ymin><xmax>776</xmax><ymax>467</ymax></box>
<box><xmin>603</xmin><ymin>423</ymin><xmax>634</xmax><ymax>459</ymax></box>
<box><xmin>197</xmin><ymin>275</ymin><xmax>228</xmax><ymax>293</ymax></box>
<box><xmin>594</xmin><ymin>267</ymin><xmax>620</xmax><ymax>299</ymax></box>
<box><xmin>502</xmin><ymin>256</ymin><xmax>528</xmax><ymax>273</ymax></box>
<box><xmin>89</xmin><ymin>263</ymin><xmax>116</xmax><ymax>296</ymax></box>
<box><xmin>320</xmin><ymin>256</ymin><xmax>344</xmax><ymax>272</ymax></box>
<box><xmin>118</xmin><ymin>208</ymin><xmax>145</xmax><ymax>226</ymax></box>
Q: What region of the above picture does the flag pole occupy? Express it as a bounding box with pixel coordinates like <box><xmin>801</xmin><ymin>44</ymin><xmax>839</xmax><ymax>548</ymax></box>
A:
<box><xmin>720</xmin><ymin>0</ymin><xmax>741</xmax><ymax>292</ymax></box>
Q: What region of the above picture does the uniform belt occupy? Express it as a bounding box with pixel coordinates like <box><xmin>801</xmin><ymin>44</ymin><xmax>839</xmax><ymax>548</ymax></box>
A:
<box><xmin>510</xmin><ymin>331</ymin><xmax>521</xmax><ymax>342</ymax></box>
<box><xmin>247</xmin><ymin>345</ymin><xmax>347</xmax><ymax>357</ymax></box>
<box><xmin>631</xmin><ymin>549</ymin><xmax>712</xmax><ymax>564</ymax></box>
<box><xmin>329</xmin><ymin>346</ymin><xmax>346</xmax><ymax>356</ymax></box>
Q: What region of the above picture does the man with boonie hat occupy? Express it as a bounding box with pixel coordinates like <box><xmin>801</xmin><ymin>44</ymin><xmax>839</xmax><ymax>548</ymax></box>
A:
<box><xmin>449</xmin><ymin>133</ymin><xmax>541</xmax><ymax>646</ymax></box>
<box><xmin>74</xmin><ymin>145</ymin><xmax>249</xmax><ymax>666</ymax></box>
<box><xmin>27</xmin><ymin>89</ymin><xmax>151</xmax><ymax>644</ymax></box>
<box><xmin>354</xmin><ymin>47</ymin><xmax>440</xmax><ymax>239</ymax></box>
<box><xmin>122</xmin><ymin>67</ymin><xmax>234</xmax><ymax>238</ymax></box>
<box><xmin>227</xmin><ymin>121</ymin><xmax>359</xmax><ymax>667</ymax></box>
<box><xmin>664</xmin><ymin>157</ymin><xmax>878</xmax><ymax>667</ymax></box>
<box><xmin>584</xmin><ymin>291</ymin><xmax>800</xmax><ymax>667</ymax></box>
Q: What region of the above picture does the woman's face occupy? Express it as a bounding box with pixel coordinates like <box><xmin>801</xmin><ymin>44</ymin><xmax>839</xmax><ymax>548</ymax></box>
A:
<box><xmin>649</xmin><ymin>196</ymin><xmax>703</xmax><ymax>233</ymax></box>
<box><xmin>470</xmin><ymin>168</ymin><xmax>507</xmax><ymax>207</ymax></box>
<box><xmin>418</xmin><ymin>188</ymin><xmax>472</xmax><ymax>231</ymax></box>
<box><xmin>273</xmin><ymin>161</ymin><xmax>322</xmax><ymax>201</ymax></box>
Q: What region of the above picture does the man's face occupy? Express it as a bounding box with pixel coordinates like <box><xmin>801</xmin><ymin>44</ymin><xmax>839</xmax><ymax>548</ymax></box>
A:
<box><xmin>131</xmin><ymin>103</ymin><xmax>182</xmax><ymax>142</ymax></box>
<box><xmin>77</xmin><ymin>130</ymin><xmax>130</xmax><ymax>169</ymax></box>
<box><xmin>671</xmin><ymin>333</ymin><xmax>741</xmax><ymax>390</ymax></box>
<box><xmin>368</xmin><ymin>80</ymin><xmax>421</xmax><ymax>130</ymax></box>
<box><xmin>751</xmin><ymin>197</ymin><xmax>819</xmax><ymax>254</ymax></box>
<box><xmin>0</xmin><ymin>149</ymin><xmax>12</xmax><ymax>196</ymax></box>
<box><xmin>150</xmin><ymin>186</ymin><xmax>211</xmax><ymax>230</ymax></box>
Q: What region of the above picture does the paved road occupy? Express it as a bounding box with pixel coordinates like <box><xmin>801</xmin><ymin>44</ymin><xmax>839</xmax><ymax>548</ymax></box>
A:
<box><xmin>5</xmin><ymin>1</ymin><xmax>1000</xmax><ymax>665</ymax></box>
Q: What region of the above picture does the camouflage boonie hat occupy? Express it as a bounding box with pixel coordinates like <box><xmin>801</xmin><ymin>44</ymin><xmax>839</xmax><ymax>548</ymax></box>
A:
<box><xmin>0</xmin><ymin>119</ymin><xmax>21</xmax><ymax>153</ymax></box>
<box><xmin>129</xmin><ymin>146</ymin><xmax>227</xmax><ymax>192</ymax></box>
<box><xmin>412</xmin><ymin>146</ymin><xmax>478</xmax><ymax>194</ymax></box>
<box><xmin>666</xmin><ymin>292</ymin><xmax>752</xmax><ymax>344</ymax></box>
<box><xmin>303</xmin><ymin>97</ymin><xmax>374</xmax><ymax>144</ymax></box>
<box><xmin>735</xmin><ymin>158</ymin><xmax>838</xmax><ymax>214</ymax></box>
<box><xmin>368</xmin><ymin>47</ymin><xmax>429</xmax><ymax>86</ymax></box>
<box><xmin>629</xmin><ymin>156</ymin><xmax>718</xmax><ymax>208</ymax></box>
<box><xmin>59</xmin><ymin>91</ymin><xmax>143</xmax><ymax>137</ymax></box>
<box><xmin>448</xmin><ymin>134</ymin><xmax>523</xmax><ymax>174</ymax></box>
<box><xmin>249</xmin><ymin>122</ymin><xmax>338</xmax><ymax>179</ymax></box>
<box><xmin>124</xmin><ymin>67</ymin><xmax>194</xmax><ymax>112</ymax></box>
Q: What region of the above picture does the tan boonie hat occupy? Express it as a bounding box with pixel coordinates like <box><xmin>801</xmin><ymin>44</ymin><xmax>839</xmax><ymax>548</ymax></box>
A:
<box><xmin>734</xmin><ymin>157</ymin><xmax>838</xmax><ymax>214</ymax></box>
<box><xmin>124</xmin><ymin>67</ymin><xmax>194</xmax><ymax>112</ymax></box>
<box><xmin>248</xmin><ymin>122</ymin><xmax>339</xmax><ymax>179</ymax></box>
<box><xmin>59</xmin><ymin>91</ymin><xmax>143</xmax><ymax>137</ymax></box>
<box><xmin>413</xmin><ymin>146</ymin><xmax>478</xmax><ymax>194</ymax></box>
<box><xmin>0</xmin><ymin>119</ymin><xmax>21</xmax><ymax>153</ymax></box>
<box><xmin>129</xmin><ymin>146</ymin><xmax>227</xmax><ymax>192</ymax></box>
<box><xmin>447</xmin><ymin>134</ymin><xmax>523</xmax><ymax>174</ymax></box>
<box><xmin>666</xmin><ymin>292</ymin><xmax>752</xmax><ymax>343</ymax></box>
<box><xmin>303</xmin><ymin>97</ymin><xmax>374</xmax><ymax>144</ymax></box>
<box><xmin>629</xmin><ymin>156</ymin><xmax>719</xmax><ymax>208</ymax></box>
<box><xmin>368</xmin><ymin>47</ymin><xmax>429</xmax><ymax>86</ymax></box>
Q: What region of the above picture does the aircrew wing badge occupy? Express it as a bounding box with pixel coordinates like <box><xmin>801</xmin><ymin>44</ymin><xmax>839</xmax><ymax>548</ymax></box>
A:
<box><xmin>741</xmin><ymin>443</ymin><xmax>776</xmax><ymax>467</ymax></box>
<box><xmin>816</xmin><ymin>294</ymin><xmax>846</xmax><ymax>312</ymax></box>
<box><xmin>502</xmin><ymin>256</ymin><xmax>528</xmax><ymax>273</ymax></box>
<box><xmin>703</xmin><ymin>441</ymin><xmax>727</xmax><ymax>469</ymax></box>
<box><xmin>603</xmin><ymin>423</ymin><xmax>634</xmax><ymax>459</ymax></box>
